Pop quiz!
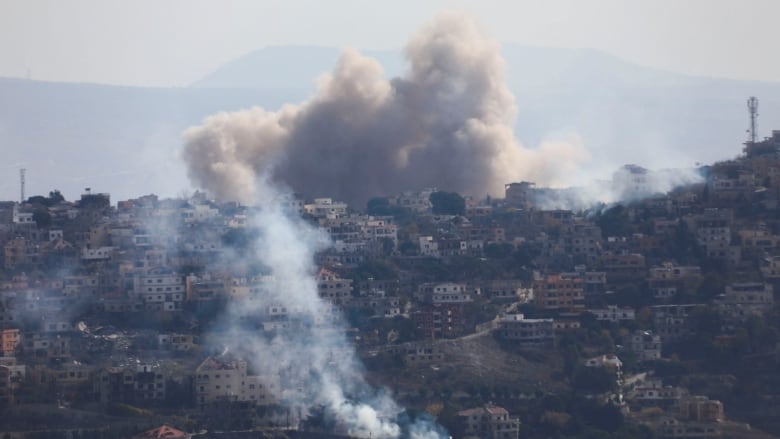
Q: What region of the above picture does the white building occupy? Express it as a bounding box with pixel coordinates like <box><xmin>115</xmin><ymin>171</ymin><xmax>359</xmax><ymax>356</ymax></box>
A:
<box><xmin>417</xmin><ymin>282</ymin><xmax>472</xmax><ymax>304</ymax></box>
<box><xmin>81</xmin><ymin>246</ymin><xmax>115</xmax><ymax>262</ymax></box>
<box><xmin>194</xmin><ymin>355</ymin><xmax>279</xmax><ymax>407</ymax></box>
<box><xmin>457</xmin><ymin>405</ymin><xmax>520</xmax><ymax>439</ymax></box>
<box><xmin>133</xmin><ymin>268</ymin><xmax>186</xmax><ymax>312</ymax></box>
<box><xmin>588</xmin><ymin>305</ymin><xmax>636</xmax><ymax>322</ymax></box>
<box><xmin>418</xmin><ymin>236</ymin><xmax>440</xmax><ymax>257</ymax></box>
<box><xmin>304</xmin><ymin>198</ymin><xmax>348</xmax><ymax>219</ymax></box>
<box><xmin>495</xmin><ymin>313</ymin><xmax>554</xmax><ymax>347</ymax></box>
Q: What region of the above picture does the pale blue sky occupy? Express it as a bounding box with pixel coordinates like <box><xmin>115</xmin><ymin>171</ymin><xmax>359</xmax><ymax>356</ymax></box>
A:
<box><xmin>1</xmin><ymin>0</ymin><xmax>779</xmax><ymax>86</ymax></box>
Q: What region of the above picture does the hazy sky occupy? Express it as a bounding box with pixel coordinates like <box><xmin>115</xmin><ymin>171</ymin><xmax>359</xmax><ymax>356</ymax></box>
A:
<box><xmin>1</xmin><ymin>0</ymin><xmax>779</xmax><ymax>87</ymax></box>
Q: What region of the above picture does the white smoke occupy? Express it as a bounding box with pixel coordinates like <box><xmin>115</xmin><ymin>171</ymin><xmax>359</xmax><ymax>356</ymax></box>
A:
<box><xmin>532</xmin><ymin>166</ymin><xmax>704</xmax><ymax>210</ymax></box>
<box><xmin>181</xmin><ymin>11</ymin><xmax>589</xmax><ymax>206</ymax></box>
<box><xmin>205</xmin><ymin>175</ymin><xmax>445</xmax><ymax>438</ymax></box>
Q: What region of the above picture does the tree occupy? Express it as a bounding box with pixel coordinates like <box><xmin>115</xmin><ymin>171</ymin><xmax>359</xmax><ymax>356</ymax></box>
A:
<box><xmin>367</xmin><ymin>197</ymin><xmax>391</xmax><ymax>215</ymax></box>
<box><xmin>32</xmin><ymin>208</ymin><xmax>52</xmax><ymax>228</ymax></box>
<box><xmin>484</xmin><ymin>242</ymin><xmax>513</xmax><ymax>259</ymax></box>
<box><xmin>429</xmin><ymin>191</ymin><xmax>465</xmax><ymax>215</ymax></box>
<box><xmin>48</xmin><ymin>190</ymin><xmax>65</xmax><ymax>204</ymax></box>
<box><xmin>594</xmin><ymin>205</ymin><xmax>631</xmax><ymax>237</ymax></box>
<box><xmin>572</xmin><ymin>365</ymin><xmax>616</xmax><ymax>394</ymax></box>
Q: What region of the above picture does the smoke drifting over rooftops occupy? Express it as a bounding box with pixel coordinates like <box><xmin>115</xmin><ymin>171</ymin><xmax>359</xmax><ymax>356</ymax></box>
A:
<box><xmin>182</xmin><ymin>11</ymin><xmax>588</xmax><ymax>205</ymax></box>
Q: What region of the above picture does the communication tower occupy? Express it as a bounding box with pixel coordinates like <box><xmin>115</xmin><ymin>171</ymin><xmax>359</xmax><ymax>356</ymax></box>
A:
<box><xmin>747</xmin><ymin>96</ymin><xmax>759</xmax><ymax>143</ymax></box>
<box><xmin>19</xmin><ymin>168</ymin><xmax>26</xmax><ymax>203</ymax></box>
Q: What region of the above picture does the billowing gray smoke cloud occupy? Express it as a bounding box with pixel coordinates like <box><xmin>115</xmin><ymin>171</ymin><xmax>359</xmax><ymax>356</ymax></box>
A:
<box><xmin>181</xmin><ymin>13</ymin><xmax>586</xmax><ymax>436</ymax></box>
<box><xmin>182</xmin><ymin>11</ymin><xmax>586</xmax><ymax>205</ymax></box>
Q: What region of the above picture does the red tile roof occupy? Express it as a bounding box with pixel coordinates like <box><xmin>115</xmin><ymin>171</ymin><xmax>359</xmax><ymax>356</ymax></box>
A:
<box><xmin>134</xmin><ymin>425</ymin><xmax>190</xmax><ymax>439</ymax></box>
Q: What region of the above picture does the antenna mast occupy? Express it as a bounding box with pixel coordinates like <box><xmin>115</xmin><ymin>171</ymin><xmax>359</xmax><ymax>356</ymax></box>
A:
<box><xmin>747</xmin><ymin>96</ymin><xmax>759</xmax><ymax>143</ymax></box>
<box><xmin>19</xmin><ymin>168</ymin><xmax>26</xmax><ymax>203</ymax></box>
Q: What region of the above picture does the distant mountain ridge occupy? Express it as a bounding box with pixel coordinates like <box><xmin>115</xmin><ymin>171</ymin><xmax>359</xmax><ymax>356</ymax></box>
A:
<box><xmin>2</xmin><ymin>44</ymin><xmax>779</xmax><ymax>202</ymax></box>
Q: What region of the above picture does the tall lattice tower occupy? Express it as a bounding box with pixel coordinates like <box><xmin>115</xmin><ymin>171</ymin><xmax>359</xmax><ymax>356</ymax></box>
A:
<box><xmin>747</xmin><ymin>96</ymin><xmax>759</xmax><ymax>143</ymax></box>
<box><xmin>19</xmin><ymin>168</ymin><xmax>26</xmax><ymax>203</ymax></box>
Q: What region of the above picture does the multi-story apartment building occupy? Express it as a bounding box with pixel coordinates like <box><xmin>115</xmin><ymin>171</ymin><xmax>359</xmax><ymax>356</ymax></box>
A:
<box><xmin>533</xmin><ymin>274</ymin><xmax>585</xmax><ymax>313</ymax></box>
<box><xmin>194</xmin><ymin>355</ymin><xmax>278</xmax><ymax>408</ymax></box>
<box><xmin>317</xmin><ymin>268</ymin><xmax>353</xmax><ymax>306</ymax></box>
<box><xmin>716</xmin><ymin>282</ymin><xmax>774</xmax><ymax>325</ymax></box>
<box><xmin>457</xmin><ymin>405</ymin><xmax>520</xmax><ymax>439</ymax></box>
<box><xmin>495</xmin><ymin>313</ymin><xmax>554</xmax><ymax>348</ymax></box>
<box><xmin>647</xmin><ymin>262</ymin><xmax>702</xmax><ymax>300</ymax></box>
<box><xmin>416</xmin><ymin>282</ymin><xmax>472</xmax><ymax>304</ymax></box>
<box><xmin>630</xmin><ymin>330</ymin><xmax>662</xmax><ymax>362</ymax></box>
<box><xmin>652</xmin><ymin>304</ymin><xmax>705</xmax><ymax>342</ymax></box>
<box><xmin>93</xmin><ymin>364</ymin><xmax>166</xmax><ymax>404</ymax></box>
<box><xmin>132</xmin><ymin>267</ymin><xmax>186</xmax><ymax>312</ymax></box>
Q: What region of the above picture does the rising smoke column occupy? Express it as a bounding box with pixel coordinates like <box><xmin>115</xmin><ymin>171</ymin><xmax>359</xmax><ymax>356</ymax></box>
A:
<box><xmin>206</xmin><ymin>177</ymin><xmax>445</xmax><ymax>439</ymax></box>
<box><xmin>181</xmin><ymin>11</ymin><xmax>587</xmax><ymax>205</ymax></box>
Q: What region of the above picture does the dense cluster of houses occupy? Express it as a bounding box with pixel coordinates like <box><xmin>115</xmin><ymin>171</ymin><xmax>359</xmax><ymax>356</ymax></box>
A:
<box><xmin>1</xmin><ymin>131</ymin><xmax>780</xmax><ymax>437</ymax></box>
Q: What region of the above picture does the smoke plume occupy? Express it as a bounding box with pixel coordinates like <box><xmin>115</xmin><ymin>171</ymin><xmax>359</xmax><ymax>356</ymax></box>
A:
<box><xmin>180</xmin><ymin>12</ymin><xmax>588</xmax><ymax>437</ymax></box>
<box><xmin>182</xmin><ymin>11</ymin><xmax>587</xmax><ymax>205</ymax></box>
<box><xmin>208</xmin><ymin>177</ymin><xmax>445</xmax><ymax>438</ymax></box>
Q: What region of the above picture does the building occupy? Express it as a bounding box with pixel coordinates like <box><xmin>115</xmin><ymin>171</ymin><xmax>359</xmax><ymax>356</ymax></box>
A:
<box><xmin>601</xmin><ymin>252</ymin><xmax>646</xmax><ymax>283</ymax></box>
<box><xmin>690</xmin><ymin>208</ymin><xmax>738</xmax><ymax>263</ymax></box>
<box><xmin>21</xmin><ymin>333</ymin><xmax>71</xmax><ymax>360</ymax></box>
<box><xmin>761</xmin><ymin>255</ymin><xmax>780</xmax><ymax>280</ymax></box>
<box><xmin>392</xmin><ymin>188</ymin><xmax>435</xmax><ymax>212</ymax></box>
<box><xmin>457</xmin><ymin>405</ymin><xmax>520</xmax><ymax>439</ymax></box>
<box><xmin>505</xmin><ymin>182</ymin><xmax>536</xmax><ymax>209</ymax></box>
<box><xmin>652</xmin><ymin>304</ymin><xmax>705</xmax><ymax>342</ymax></box>
<box><xmin>412</xmin><ymin>303</ymin><xmax>468</xmax><ymax>339</ymax></box>
<box><xmin>482</xmin><ymin>279</ymin><xmax>526</xmax><ymax>302</ymax></box>
<box><xmin>584</xmin><ymin>354</ymin><xmax>623</xmax><ymax>371</ymax></box>
<box><xmin>158</xmin><ymin>334</ymin><xmax>197</xmax><ymax>352</ymax></box>
<box><xmin>715</xmin><ymin>282</ymin><xmax>774</xmax><ymax>325</ymax></box>
<box><xmin>0</xmin><ymin>364</ymin><xmax>13</xmax><ymax>405</ymax></box>
<box><xmin>627</xmin><ymin>383</ymin><xmax>688</xmax><ymax>411</ymax></box>
<box><xmin>194</xmin><ymin>354</ymin><xmax>278</xmax><ymax>408</ymax></box>
<box><xmin>133</xmin><ymin>267</ymin><xmax>186</xmax><ymax>312</ymax></box>
<box><xmin>350</xmin><ymin>289</ymin><xmax>401</xmax><ymax>318</ymax></box>
<box><xmin>303</xmin><ymin>198</ymin><xmax>348</xmax><ymax>219</ymax></box>
<box><xmin>678</xmin><ymin>395</ymin><xmax>724</xmax><ymax>422</ymax></box>
<box><xmin>532</xmin><ymin>274</ymin><xmax>585</xmax><ymax>313</ymax></box>
<box><xmin>612</xmin><ymin>164</ymin><xmax>653</xmax><ymax>199</ymax></box>
<box><xmin>417</xmin><ymin>282</ymin><xmax>473</xmax><ymax>304</ymax></box>
<box><xmin>403</xmin><ymin>342</ymin><xmax>445</xmax><ymax>366</ymax></box>
<box><xmin>588</xmin><ymin>306</ymin><xmax>636</xmax><ymax>323</ymax></box>
<box><xmin>647</xmin><ymin>262</ymin><xmax>702</xmax><ymax>300</ymax></box>
<box><xmin>1</xmin><ymin>328</ymin><xmax>20</xmax><ymax>356</ymax></box>
<box><xmin>93</xmin><ymin>364</ymin><xmax>166</xmax><ymax>404</ymax></box>
<box><xmin>630</xmin><ymin>330</ymin><xmax>662</xmax><ymax>362</ymax></box>
<box><xmin>495</xmin><ymin>313</ymin><xmax>554</xmax><ymax>348</ymax></box>
<box><xmin>317</xmin><ymin>268</ymin><xmax>353</xmax><ymax>306</ymax></box>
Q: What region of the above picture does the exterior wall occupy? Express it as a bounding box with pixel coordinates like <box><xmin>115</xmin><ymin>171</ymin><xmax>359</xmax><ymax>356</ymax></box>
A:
<box><xmin>134</xmin><ymin>269</ymin><xmax>186</xmax><ymax>312</ymax></box>
<box><xmin>495</xmin><ymin>314</ymin><xmax>554</xmax><ymax>347</ymax></box>
<box><xmin>93</xmin><ymin>364</ymin><xmax>166</xmax><ymax>404</ymax></box>
<box><xmin>1</xmin><ymin>329</ymin><xmax>20</xmax><ymax>356</ymax></box>
<box><xmin>589</xmin><ymin>306</ymin><xmax>636</xmax><ymax>322</ymax></box>
<box><xmin>458</xmin><ymin>406</ymin><xmax>520</xmax><ymax>439</ymax></box>
<box><xmin>317</xmin><ymin>269</ymin><xmax>353</xmax><ymax>306</ymax></box>
<box><xmin>652</xmin><ymin>304</ymin><xmax>704</xmax><ymax>342</ymax></box>
<box><xmin>631</xmin><ymin>330</ymin><xmax>662</xmax><ymax>361</ymax></box>
<box><xmin>194</xmin><ymin>356</ymin><xmax>278</xmax><ymax>407</ymax></box>
<box><xmin>533</xmin><ymin>274</ymin><xmax>585</xmax><ymax>312</ymax></box>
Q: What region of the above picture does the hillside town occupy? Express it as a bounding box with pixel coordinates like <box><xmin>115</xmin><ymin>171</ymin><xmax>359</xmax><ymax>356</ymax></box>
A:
<box><xmin>2</xmin><ymin>130</ymin><xmax>780</xmax><ymax>439</ymax></box>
